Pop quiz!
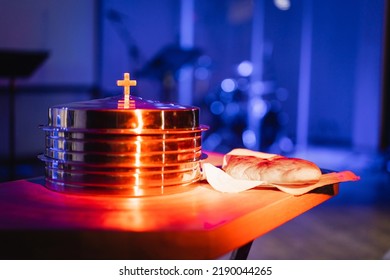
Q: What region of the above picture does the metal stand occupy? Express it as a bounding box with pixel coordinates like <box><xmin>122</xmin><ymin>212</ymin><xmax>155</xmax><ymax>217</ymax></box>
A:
<box><xmin>8</xmin><ymin>77</ymin><xmax>16</xmax><ymax>180</ymax></box>
<box><xmin>0</xmin><ymin>50</ymin><xmax>49</xmax><ymax>180</ymax></box>
<box><xmin>230</xmin><ymin>241</ymin><xmax>254</xmax><ymax>260</ymax></box>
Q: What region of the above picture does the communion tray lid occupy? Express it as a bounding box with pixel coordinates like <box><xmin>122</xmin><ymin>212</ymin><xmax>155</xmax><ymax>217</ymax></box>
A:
<box><xmin>45</xmin><ymin>95</ymin><xmax>206</xmax><ymax>133</ymax></box>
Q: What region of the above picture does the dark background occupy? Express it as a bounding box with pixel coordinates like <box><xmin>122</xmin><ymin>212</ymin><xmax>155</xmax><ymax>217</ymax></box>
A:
<box><xmin>0</xmin><ymin>0</ymin><xmax>388</xmax><ymax>181</ymax></box>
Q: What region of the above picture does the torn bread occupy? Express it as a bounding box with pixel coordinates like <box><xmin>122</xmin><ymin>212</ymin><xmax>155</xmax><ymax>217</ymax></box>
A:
<box><xmin>223</xmin><ymin>154</ymin><xmax>322</xmax><ymax>185</ymax></box>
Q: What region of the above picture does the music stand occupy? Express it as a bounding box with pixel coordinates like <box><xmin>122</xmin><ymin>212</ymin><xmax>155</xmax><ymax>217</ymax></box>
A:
<box><xmin>0</xmin><ymin>49</ymin><xmax>49</xmax><ymax>180</ymax></box>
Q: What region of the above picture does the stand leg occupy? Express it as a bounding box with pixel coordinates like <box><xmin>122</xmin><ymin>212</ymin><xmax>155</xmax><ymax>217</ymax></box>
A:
<box><xmin>9</xmin><ymin>78</ymin><xmax>16</xmax><ymax>180</ymax></box>
<box><xmin>230</xmin><ymin>241</ymin><xmax>253</xmax><ymax>260</ymax></box>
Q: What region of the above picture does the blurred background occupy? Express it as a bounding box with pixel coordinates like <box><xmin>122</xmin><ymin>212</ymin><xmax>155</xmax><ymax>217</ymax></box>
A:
<box><xmin>0</xmin><ymin>0</ymin><xmax>389</xmax><ymax>259</ymax></box>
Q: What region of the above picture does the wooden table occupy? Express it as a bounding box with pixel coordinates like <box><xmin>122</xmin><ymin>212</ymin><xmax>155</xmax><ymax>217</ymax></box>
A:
<box><xmin>0</xmin><ymin>152</ymin><xmax>338</xmax><ymax>260</ymax></box>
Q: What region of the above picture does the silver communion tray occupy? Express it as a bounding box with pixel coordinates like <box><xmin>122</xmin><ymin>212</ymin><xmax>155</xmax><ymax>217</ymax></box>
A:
<box><xmin>39</xmin><ymin>93</ymin><xmax>208</xmax><ymax>196</ymax></box>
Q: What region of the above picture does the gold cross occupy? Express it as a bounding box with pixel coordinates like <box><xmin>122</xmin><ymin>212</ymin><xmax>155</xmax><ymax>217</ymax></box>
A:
<box><xmin>117</xmin><ymin>72</ymin><xmax>137</xmax><ymax>99</ymax></box>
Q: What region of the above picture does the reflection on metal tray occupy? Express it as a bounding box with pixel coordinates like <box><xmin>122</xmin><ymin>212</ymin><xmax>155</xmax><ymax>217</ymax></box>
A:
<box><xmin>44</xmin><ymin>148</ymin><xmax>202</xmax><ymax>165</ymax></box>
<box><xmin>45</xmin><ymin>135</ymin><xmax>201</xmax><ymax>153</ymax></box>
<box><xmin>43</xmin><ymin>129</ymin><xmax>205</xmax><ymax>139</ymax></box>
<box><xmin>38</xmin><ymin>154</ymin><xmax>207</xmax><ymax>169</ymax></box>
<box><xmin>44</xmin><ymin>166</ymin><xmax>201</xmax><ymax>187</ymax></box>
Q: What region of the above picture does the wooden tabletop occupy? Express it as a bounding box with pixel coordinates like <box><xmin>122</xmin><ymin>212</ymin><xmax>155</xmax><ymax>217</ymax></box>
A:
<box><xmin>0</xmin><ymin>152</ymin><xmax>338</xmax><ymax>260</ymax></box>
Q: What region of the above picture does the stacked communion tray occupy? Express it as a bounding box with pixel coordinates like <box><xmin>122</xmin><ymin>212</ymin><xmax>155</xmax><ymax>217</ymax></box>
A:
<box><xmin>39</xmin><ymin>73</ymin><xmax>208</xmax><ymax>196</ymax></box>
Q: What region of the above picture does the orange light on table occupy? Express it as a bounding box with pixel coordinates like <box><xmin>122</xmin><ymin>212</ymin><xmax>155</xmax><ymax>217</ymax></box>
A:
<box><xmin>0</xmin><ymin>153</ymin><xmax>339</xmax><ymax>259</ymax></box>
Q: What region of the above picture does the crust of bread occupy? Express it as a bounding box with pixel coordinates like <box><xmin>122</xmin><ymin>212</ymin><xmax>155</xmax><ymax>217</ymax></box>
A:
<box><xmin>223</xmin><ymin>155</ymin><xmax>322</xmax><ymax>185</ymax></box>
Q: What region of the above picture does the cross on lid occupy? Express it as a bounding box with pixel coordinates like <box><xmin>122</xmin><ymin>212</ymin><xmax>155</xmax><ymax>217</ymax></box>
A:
<box><xmin>117</xmin><ymin>72</ymin><xmax>137</xmax><ymax>100</ymax></box>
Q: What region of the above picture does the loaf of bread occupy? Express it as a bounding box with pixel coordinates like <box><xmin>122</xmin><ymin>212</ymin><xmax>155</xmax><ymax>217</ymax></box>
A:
<box><xmin>223</xmin><ymin>154</ymin><xmax>322</xmax><ymax>185</ymax></box>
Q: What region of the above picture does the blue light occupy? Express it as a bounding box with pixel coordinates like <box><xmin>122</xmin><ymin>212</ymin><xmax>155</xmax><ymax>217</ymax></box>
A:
<box><xmin>242</xmin><ymin>130</ymin><xmax>257</xmax><ymax>148</ymax></box>
<box><xmin>225</xmin><ymin>103</ymin><xmax>240</xmax><ymax>117</ymax></box>
<box><xmin>251</xmin><ymin>98</ymin><xmax>267</xmax><ymax>118</ymax></box>
<box><xmin>237</xmin><ymin>60</ymin><xmax>253</xmax><ymax>77</ymax></box>
<box><xmin>221</xmin><ymin>78</ymin><xmax>237</xmax><ymax>92</ymax></box>
<box><xmin>274</xmin><ymin>0</ymin><xmax>291</xmax><ymax>10</ymax></box>
<box><xmin>210</xmin><ymin>101</ymin><xmax>225</xmax><ymax>115</ymax></box>
<box><xmin>195</xmin><ymin>67</ymin><xmax>210</xmax><ymax>80</ymax></box>
<box><xmin>219</xmin><ymin>91</ymin><xmax>233</xmax><ymax>103</ymax></box>
<box><xmin>203</xmin><ymin>133</ymin><xmax>222</xmax><ymax>151</ymax></box>
<box><xmin>278</xmin><ymin>136</ymin><xmax>294</xmax><ymax>153</ymax></box>
<box><xmin>250</xmin><ymin>81</ymin><xmax>265</xmax><ymax>95</ymax></box>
